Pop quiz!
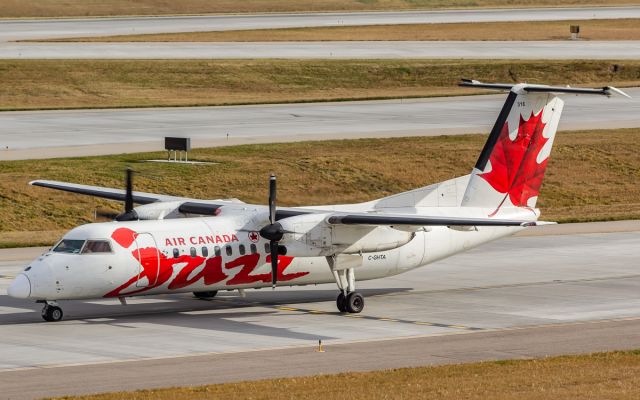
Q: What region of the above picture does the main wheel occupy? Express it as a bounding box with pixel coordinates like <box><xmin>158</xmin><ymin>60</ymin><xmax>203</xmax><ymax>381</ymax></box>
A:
<box><xmin>42</xmin><ymin>305</ymin><xmax>63</xmax><ymax>322</ymax></box>
<box><xmin>193</xmin><ymin>290</ymin><xmax>218</xmax><ymax>299</ymax></box>
<box><xmin>336</xmin><ymin>292</ymin><xmax>347</xmax><ymax>313</ymax></box>
<box><xmin>345</xmin><ymin>292</ymin><xmax>364</xmax><ymax>314</ymax></box>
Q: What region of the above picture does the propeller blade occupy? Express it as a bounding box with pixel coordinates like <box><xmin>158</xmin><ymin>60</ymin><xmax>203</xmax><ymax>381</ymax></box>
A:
<box><xmin>125</xmin><ymin>167</ymin><xmax>134</xmax><ymax>214</ymax></box>
<box><xmin>268</xmin><ymin>174</ymin><xmax>276</xmax><ymax>225</ymax></box>
<box><xmin>270</xmin><ymin>240</ymin><xmax>278</xmax><ymax>288</ymax></box>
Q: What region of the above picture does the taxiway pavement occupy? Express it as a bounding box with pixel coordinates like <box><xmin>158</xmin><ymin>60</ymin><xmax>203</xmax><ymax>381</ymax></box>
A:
<box><xmin>2</xmin><ymin>89</ymin><xmax>639</xmax><ymax>160</ymax></box>
<box><xmin>2</xmin><ymin>7</ymin><xmax>638</xmax><ymax>42</ymax></box>
<box><xmin>4</xmin><ymin>40</ymin><xmax>640</xmax><ymax>59</ymax></box>
<box><xmin>0</xmin><ymin>221</ymin><xmax>638</xmax><ymax>398</ymax></box>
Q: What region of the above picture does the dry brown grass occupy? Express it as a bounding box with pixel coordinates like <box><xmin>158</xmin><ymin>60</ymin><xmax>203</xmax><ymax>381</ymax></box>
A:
<box><xmin>0</xmin><ymin>230</ymin><xmax>65</xmax><ymax>249</ymax></box>
<box><xmin>54</xmin><ymin>19</ymin><xmax>640</xmax><ymax>42</ymax></box>
<box><xmin>3</xmin><ymin>0</ymin><xmax>640</xmax><ymax>18</ymax></box>
<box><xmin>2</xmin><ymin>128</ymin><xmax>639</xmax><ymax>248</ymax></box>
<box><xmin>49</xmin><ymin>350</ymin><xmax>640</xmax><ymax>400</ymax></box>
<box><xmin>1</xmin><ymin>59</ymin><xmax>640</xmax><ymax>111</ymax></box>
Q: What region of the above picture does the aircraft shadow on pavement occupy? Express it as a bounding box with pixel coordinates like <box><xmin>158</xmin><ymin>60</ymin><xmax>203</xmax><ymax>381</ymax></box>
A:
<box><xmin>0</xmin><ymin>287</ymin><xmax>411</xmax><ymax>342</ymax></box>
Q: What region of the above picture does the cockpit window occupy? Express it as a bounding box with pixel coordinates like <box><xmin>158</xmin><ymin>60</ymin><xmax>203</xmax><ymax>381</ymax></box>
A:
<box><xmin>82</xmin><ymin>240</ymin><xmax>113</xmax><ymax>254</ymax></box>
<box><xmin>53</xmin><ymin>239</ymin><xmax>86</xmax><ymax>254</ymax></box>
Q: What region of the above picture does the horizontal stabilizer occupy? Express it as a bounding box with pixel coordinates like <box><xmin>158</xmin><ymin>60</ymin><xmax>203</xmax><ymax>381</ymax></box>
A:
<box><xmin>459</xmin><ymin>79</ymin><xmax>631</xmax><ymax>98</ymax></box>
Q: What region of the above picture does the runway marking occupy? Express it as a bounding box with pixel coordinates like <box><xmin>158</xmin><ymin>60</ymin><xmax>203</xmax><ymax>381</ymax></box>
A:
<box><xmin>84</xmin><ymin>318</ymin><xmax>115</xmax><ymax>322</ymax></box>
<box><xmin>274</xmin><ymin>306</ymin><xmax>482</xmax><ymax>331</ymax></box>
<box><xmin>0</xmin><ymin>306</ymin><xmax>35</xmax><ymax>314</ymax></box>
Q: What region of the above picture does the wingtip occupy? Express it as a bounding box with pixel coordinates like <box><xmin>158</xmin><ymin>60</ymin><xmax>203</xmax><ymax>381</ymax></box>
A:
<box><xmin>605</xmin><ymin>86</ymin><xmax>632</xmax><ymax>99</ymax></box>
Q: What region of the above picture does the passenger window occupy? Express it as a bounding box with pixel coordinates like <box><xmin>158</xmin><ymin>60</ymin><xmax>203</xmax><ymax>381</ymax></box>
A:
<box><xmin>173</xmin><ymin>248</ymin><xmax>179</xmax><ymax>258</ymax></box>
<box><xmin>225</xmin><ymin>245</ymin><xmax>232</xmax><ymax>256</ymax></box>
<box><xmin>214</xmin><ymin>246</ymin><xmax>221</xmax><ymax>257</ymax></box>
<box><xmin>81</xmin><ymin>240</ymin><xmax>112</xmax><ymax>254</ymax></box>
<box><xmin>250</xmin><ymin>244</ymin><xmax>257</xmax><ymax>254</ymax></box>
<box><xmin>239</xmin><ymin>244</ymin><xmax>246</xmax><ymax>255</ymax></box>
<box><xmin>264</xmin><ymin>243</ymin><xmax>270</xmax><ymax>253</ymax></box>
<box><xmin>190</xmin><ymin>247</ymin><xmax>197</xmax><ymax>257</ymax></box>
<box><xmin>202</xmin><ymin>247</ymin><xmax>208</xmax><ymax>257</ymax></box>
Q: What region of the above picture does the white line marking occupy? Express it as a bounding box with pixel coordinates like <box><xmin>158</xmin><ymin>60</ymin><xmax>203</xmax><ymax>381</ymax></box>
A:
<box><xmin>0</xmin><ymin>306</ymin><xmax>35</xmax><ymax>314</ymax></box>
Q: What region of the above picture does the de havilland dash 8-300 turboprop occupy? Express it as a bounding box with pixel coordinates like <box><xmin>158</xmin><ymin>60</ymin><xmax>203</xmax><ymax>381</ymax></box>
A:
<box><xmin>7</xmin><ymin>80</ymin><xmax>630</xmax><ymax>322</ymax></box>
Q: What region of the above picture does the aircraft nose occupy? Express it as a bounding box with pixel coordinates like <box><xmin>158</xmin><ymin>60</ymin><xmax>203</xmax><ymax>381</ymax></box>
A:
<box><xmin>7</xmin><ymin>273</ymin><xmax>31</xmax><ymax>299</ymax></box>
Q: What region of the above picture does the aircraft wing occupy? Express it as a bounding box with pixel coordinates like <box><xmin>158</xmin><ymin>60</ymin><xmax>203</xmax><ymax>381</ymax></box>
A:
<box><xmin>30</xmin><ymin>180</ymin><xmax>187</xmax><ymax>204</ymax></box>
<box><xmin>326</xmin><ymin>213</ymin><xmax>535</xmax><ymax>227</ymax></box>
<box><xmin>30</xmin><ymin>180</ymin><xmax>532</xmax><ymax>226</ymax></box>
<box><xmin>29</xmin><ymin>179</ymin><xmax>309</xmax><ymax>218</ymax></box>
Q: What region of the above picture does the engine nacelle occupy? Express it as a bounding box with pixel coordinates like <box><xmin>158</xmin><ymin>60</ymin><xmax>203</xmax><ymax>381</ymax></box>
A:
<box><xmin>278</xmin><ymin>213</ymin><xmax>414</xmax><ymax>257</ymax></box>
<box><xmin>133</xmin><ymin>201</ymin><xmax>184</xmax><ymax>220</ymax></box>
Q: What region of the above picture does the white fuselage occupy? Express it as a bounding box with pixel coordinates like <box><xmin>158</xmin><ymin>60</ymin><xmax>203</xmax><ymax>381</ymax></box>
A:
<box><xmin>13</xmin><ymin>212</ymin><xmax>523</xmax><ymax>301</ymax></box>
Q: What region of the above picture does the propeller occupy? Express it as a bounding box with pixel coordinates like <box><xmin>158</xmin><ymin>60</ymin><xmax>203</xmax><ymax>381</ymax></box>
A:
<box><xmin>95</xmin><ymin>168</ymin><xmax>138</xmax><ymax>221</ymax></box>
<box><xmin>116</xmin><ymin>167</ymin><xmax>139</xmax><ymax>221</ymax></box>
<box><xmin>259</xmin><ymin>174</ymin><xmax>287</xmax><ymax>288</ymax></box>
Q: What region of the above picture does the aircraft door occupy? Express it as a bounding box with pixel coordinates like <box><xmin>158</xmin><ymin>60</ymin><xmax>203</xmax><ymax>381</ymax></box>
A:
<box><xmin>133</xmin><ymin>232</ymin><xmax>160</xmax><ymax>288</ymax></box>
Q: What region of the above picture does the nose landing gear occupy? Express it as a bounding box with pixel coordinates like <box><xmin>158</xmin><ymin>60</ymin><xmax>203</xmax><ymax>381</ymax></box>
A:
<box><xmin>41</xmin><ymin>301</ymin><xmax>63</xmax><ymax>322</ymax></box>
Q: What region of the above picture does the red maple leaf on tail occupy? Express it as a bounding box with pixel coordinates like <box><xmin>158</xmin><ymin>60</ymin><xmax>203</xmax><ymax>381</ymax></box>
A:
<box><xmin>479</xmin><ymin>111</ymin><xmax>550</xmax><ymax>216</ymax></box>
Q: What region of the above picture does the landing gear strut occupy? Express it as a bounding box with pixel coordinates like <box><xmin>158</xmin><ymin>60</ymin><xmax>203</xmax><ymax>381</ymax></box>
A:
<box><xmin>41</xmin><ymin>301</ymin><xmax>63</xmax><ymax>322</ymax></box>
<box><xmin>328</xmin><ymin>256</ymin><xmax>365</xmax><ymax>313</ymax></box>
<box><xmin>193</xmin><ymin>290</ymin><xmax>218</xmax><ymax>299</ymax></box>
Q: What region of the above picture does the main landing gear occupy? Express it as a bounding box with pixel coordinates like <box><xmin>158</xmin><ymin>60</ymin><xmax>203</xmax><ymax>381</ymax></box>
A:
<box><xmin>336</xmin><ymin>291</ymin><xmax>364</xmax><ymax>313</ymax></box>
<box><xmin>329</xmin><ymin>256</ymin><xmax>365</xmax><ymax>314</ymax></box>
<box><xmin>41</xmin><ymin>301</ymin><xmax>63</xmax><ymax>322</ymax></box>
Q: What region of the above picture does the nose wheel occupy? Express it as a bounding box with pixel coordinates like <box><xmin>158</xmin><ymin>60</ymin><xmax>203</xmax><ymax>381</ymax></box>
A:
<box><xmin>41</xmin><ymin>302</ymin><xmax>63</xmax><ymax>322</ymax></box>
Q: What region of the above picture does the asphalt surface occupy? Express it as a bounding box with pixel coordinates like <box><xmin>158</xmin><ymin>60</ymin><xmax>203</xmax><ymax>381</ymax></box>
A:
<box><xmin>2</xmin><ymin>7</ymin><xmax>639</xmax><ymax>42</ymax></box>
<box><xmin>0</xmin><ymin>222</ymin><xmax>638</xmax><ymax>399</ymax></box>
<box><xmin>2</xmin><ymin>89</ymin><xmax>638</xmax><ymax>160</ymax></box>
<box><xmin>4</xmin><ymin>40</ymin><xmax>640</xmax><ymax>59</ymax></box>
<box><xmin>2</xmin><ymin>319</ymin><xmax>639</xmax><ymax>400</ymax></box>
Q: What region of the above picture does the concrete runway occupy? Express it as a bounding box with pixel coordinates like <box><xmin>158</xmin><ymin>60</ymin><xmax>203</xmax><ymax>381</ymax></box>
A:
<box><xmin>2</xmin><ymin>89</ymin><xmax>638</xmax><ymax>160</ymax></box>
<box><xmin>4</xmin><ymin>40</ymin><xmax>640</xmax><ymax>59</ymax></box>
<box><xmin>0</xmin><ymin>222</ymin><xmax>639</xmax><ymax>398</ymax></box>
<box><xmin>2</xmin><ymin>7</ymin><xmax>639</xmax><ymax>42</ymax></box>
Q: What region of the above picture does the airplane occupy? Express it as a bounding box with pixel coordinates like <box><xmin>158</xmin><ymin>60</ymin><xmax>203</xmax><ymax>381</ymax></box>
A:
<box><xmin>7</xmin><ymin>80</ymin><xmax>630</xmax><ymax>322</ymax></box>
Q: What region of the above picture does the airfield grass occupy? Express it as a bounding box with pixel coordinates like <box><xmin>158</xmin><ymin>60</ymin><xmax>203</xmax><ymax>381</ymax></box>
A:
<box><xmin>49</xmin><ymin>350</ymin><xmax>640</xmax><ymax>400</ymax></box>
<box><xmin>2</xmin><ymin>59</ymin><xmax>640</xmax><ymax>111</ymax></box>
<box><xmin>3</xmin><ymin>0</ymin><xmax>640</xmax><ymax>18</ymax></box>
<box><xmin>54</xmin><ymin>19</ymin><xmax>640</xmax><ymax>42</ymax></box>
<box><xmin>1</xmin><ymin>128</ymin><xmax>640</xmax><ymax>247</ymax></box>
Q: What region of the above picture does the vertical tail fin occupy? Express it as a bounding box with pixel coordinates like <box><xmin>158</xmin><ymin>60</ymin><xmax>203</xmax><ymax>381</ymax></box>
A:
<box><xmin>459</xmin><ymin>81</ymin><xmax>628</xmax><ymax>215</ymax></box>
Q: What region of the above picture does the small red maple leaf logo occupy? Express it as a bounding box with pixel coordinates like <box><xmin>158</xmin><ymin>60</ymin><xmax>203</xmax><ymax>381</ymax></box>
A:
<box><xmin>248</xmin><ymin>231</ymin><xmax>259</xmax><ymax>243</ymax></box>
<box><xmin>480</xmin><ymin>110</ymin><xmax>550</xmax><ymax>216</ymax></box>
